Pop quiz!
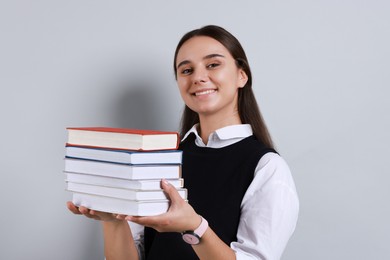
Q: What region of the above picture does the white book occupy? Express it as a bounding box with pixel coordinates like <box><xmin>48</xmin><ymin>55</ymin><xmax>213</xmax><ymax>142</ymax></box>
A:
<box><xmin>64</xmin><ymin>158</ymin><xmax>182</xmax><ymax>180</ymax></box>
<box><xmin>65</xmin><ymin>172</ymin><xmax>184</xmax><ymax>190</ymax></box>
<box><xmin>66</xmin><ymin>181</ymin><xmax>187</xmax><ymax>201</ymax></box>
<box><xmin>72</xmin><ymin>192</ymin><xmax>172</xmax><ymax>216</ymax></box>
<box><xmin>65</xmin><ymin>146</ymin><xmax>182</xmax><ymax>165</ymax></box>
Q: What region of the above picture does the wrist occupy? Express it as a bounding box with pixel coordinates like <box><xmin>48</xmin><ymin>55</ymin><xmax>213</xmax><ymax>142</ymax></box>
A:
<box><xmin>182</xmin><ymin>215</ymin><xmax>208</xmax><ymax>245</ymax></box>
<box><xmin>102</xmin><ymin>218</ymin><xmax>126</xmax><ymax>227</ymax></box>
<box><xmin>189</xmin><ymin>214</ymin><xmax>202</xmax><ymax>230</ymax></box>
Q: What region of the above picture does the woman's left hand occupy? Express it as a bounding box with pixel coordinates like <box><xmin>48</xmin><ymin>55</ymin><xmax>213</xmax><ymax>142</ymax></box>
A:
<box><xmin>123</xmin><ymin>179</ymin><xmax>201</xmax><ymax>233</ymax></box>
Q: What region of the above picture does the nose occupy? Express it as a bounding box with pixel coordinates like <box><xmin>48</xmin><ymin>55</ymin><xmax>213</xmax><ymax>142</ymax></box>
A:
<box><xmin>192</xmin><ymin>67</ymin><xmax>208</xmax><ymax>85</ymax></box>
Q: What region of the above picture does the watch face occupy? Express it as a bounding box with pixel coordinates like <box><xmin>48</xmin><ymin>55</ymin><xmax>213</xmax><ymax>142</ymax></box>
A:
<box><xmin>182</xmin><ymin>233</ymin><xmax>200</xmax><ymax>245</ymax></box>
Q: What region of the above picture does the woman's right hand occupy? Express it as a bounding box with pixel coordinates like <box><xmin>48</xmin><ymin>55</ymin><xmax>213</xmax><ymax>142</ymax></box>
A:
<box><xmin>66</xmin><ymin>201</ymin><xmax>124</xmax><ymax>222</ymax></box>
<box><xmin>67</xmin><ymin>202</ymin><xmax>139</xmax><ymax>259</ymax></box>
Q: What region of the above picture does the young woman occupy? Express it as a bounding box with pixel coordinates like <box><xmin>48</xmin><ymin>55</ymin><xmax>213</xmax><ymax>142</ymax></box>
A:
<box><xmin>67</xmin><ymin>25</ymin><xmax>299</xmax><ymax>260</ymax></box>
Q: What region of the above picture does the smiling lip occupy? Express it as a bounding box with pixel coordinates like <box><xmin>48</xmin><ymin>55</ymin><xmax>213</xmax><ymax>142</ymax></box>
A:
<box><xmin>194</xmin><ymin>89</ymin><xmax>216</xmax><ymax>96</ymax></box>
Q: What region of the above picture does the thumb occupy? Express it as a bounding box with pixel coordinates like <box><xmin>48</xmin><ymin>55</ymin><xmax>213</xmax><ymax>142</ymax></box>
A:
<box><xmin>161</xmin><ymin>179</ymin><xmax>183</xmax><ymax>203</ymax></box>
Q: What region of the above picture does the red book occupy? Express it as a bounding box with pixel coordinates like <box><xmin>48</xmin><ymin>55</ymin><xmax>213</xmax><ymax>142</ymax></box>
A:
<box><xmin>66</xmin><ymin>127</ymin><xmax>180</xmax><ymax>151</ymax></box>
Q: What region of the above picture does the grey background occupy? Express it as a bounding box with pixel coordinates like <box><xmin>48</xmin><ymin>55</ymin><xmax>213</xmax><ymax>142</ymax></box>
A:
<box><xmin>1</xmin><ymin>1</ymin><xmax>389</xmax><ymax>259</ymax></box>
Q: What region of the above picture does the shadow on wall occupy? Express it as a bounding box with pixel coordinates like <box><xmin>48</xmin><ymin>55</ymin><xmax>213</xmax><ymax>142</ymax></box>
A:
<box><xmin>113</xmin><ymin>80</ymin><xmax>169</xmax><ymax>131</ymax></box>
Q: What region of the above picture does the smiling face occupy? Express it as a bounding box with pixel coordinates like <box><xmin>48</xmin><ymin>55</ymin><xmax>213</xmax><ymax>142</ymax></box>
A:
<box><xmin>175</xmin><ymin>36</ymin><xmax>248</xmax><ymax>121</ymax></box>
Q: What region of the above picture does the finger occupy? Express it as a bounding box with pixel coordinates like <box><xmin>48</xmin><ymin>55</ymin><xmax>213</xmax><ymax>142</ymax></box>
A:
<box><xmin>87</xmin><ymin>210</ymin><xmax>102</xmax><ymax>220</ymax></box>
<box><xmin>78</xmin><ymin>206</ymin><xmax>90</xmax><ymax>214</ymax></box>
<box><xmin>66</xmin><ymin>201</ymin><xmax>82</xmax><ymax>215</ymax></box>
<box><xmin>161</xmin><ymin>179</ymin><xmax>184</xmax><ymax>204</ymax></box>
<box><xmin>84</xmin><ymin>211</ymin><xmax>100</xmax><ymax>220</ymax></box>
<box><xmin>126</xmin><ymin>215</ymin><xmax>161</xmax><ymax>226</ymax></box>
<box><xmin>89</xmin><ymin>210</ymin><xmax>99</xmax><ymax>216</ymax></box>
<box><xmin>126</xmin><ymin>215</ymin><xmax>147</xmax><ymax>224</ymax></box>
<box><xmin>78</xmin><ymin>206</ymin><xmax>98</xmax><ymax>219</ymax></box>
<box><xmin>116</xmin><ymin>214</ymin><xmax>127</xmax><ymax>220</ymax></box>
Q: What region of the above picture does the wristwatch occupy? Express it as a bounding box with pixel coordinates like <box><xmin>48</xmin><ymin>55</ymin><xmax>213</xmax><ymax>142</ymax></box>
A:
<box><xmin>182</xmin><ymin>216</ymin><xmax>208</xmax><ymax>245</ymax></box>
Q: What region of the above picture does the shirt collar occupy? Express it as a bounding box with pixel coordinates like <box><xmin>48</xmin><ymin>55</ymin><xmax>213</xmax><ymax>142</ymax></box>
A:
<box><xmin>182</xmin><ymin>124</ymin><xmax>253</xmax><ymax>148</ymax></box>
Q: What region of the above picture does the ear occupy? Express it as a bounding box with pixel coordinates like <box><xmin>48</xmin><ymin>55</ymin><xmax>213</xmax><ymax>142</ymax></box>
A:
<box><xmin>237</xmin><ymin>69</ymin><xmax>248</xmax><ymax>88</ymax></box>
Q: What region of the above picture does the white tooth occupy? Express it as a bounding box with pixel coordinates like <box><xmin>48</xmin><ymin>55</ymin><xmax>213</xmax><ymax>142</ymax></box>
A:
<box><xmin>195</xmin><ymin>90</ymin><xmax>215</xmax><ymax>96</ymax></box>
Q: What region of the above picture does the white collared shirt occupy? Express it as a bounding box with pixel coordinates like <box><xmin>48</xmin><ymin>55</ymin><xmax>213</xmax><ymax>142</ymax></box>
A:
<box><xmin>131</xmin><ymin>124</ymin><xmax>299</xmax><ymax>260</ymax></box>
<box><xmin>182</xmin><ymin>123</ymin><xmax>254</xmax><ymax>148</ymax></box>
<box><xmin>183</xmin><ymin>124</ymin><xmax>299</xmax><ymax>260</ymax></box>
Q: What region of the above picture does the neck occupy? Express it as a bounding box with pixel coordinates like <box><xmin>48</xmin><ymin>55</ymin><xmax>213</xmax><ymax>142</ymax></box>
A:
<box><xmin>198</xmin><ymin>111</ymin><xmax>242</xmax><ymax>144</ymax></box>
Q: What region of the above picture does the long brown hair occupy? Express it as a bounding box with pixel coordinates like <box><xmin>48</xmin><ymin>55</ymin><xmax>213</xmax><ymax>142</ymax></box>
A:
<box><xmin>174</xmin><ymin>25</ymin><xmax>274</xmax><ymax>149</ymax></box>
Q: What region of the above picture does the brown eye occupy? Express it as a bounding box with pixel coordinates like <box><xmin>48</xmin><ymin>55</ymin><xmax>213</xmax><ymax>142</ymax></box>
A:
<box><xmin>207</xmin><ymin>63</ymin><xmax>220</xmax><ymax>69</ymax></box>
<box><xmin>181</xmin><ymin>68</ymin><xmax>193</xmax><ymax>75</ymax></box>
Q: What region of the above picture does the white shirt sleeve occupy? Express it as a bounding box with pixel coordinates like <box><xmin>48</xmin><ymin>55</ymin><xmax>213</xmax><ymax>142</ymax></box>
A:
<box><xmin>231</xmin><ymin>152</ymin><xmax>299</xmax><ymax>260</ymax></box>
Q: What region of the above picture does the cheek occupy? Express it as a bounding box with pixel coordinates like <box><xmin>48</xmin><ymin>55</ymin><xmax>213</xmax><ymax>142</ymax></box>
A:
<box><xmin>210</xmin><ymin>69</ymin><xmax>234</xmax><ymax>84</ymax></box>
<box><xmin>177</xmin><ymin>78</ymin><xmax>188</xmax><ymax>91</ymax></box>
<box><xmin>176</xmin><ymin>80</ymin><xmax>189</xmax><ymax>99</ymax></box>
<box><xmin>212</xmin><ymin>73</ymin><xmax>237</xmax><ymax>90</ymax></box>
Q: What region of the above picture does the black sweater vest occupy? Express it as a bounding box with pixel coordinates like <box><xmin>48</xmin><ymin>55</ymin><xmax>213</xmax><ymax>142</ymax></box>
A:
<box><xmin>144</xmin><ymin>134</ymin><xmax>275</xmax><ymax>260</ymax></box>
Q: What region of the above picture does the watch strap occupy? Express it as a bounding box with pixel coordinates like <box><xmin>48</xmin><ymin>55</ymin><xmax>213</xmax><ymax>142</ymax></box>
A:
<box><xmin>194</xmin><ymin>215</ymin><xmax>208</xmax><ymax>238</ymax></box>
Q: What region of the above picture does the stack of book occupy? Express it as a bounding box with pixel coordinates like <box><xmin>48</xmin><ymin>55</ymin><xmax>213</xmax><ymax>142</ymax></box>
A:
<box><xmin>64</xmin><ymin>127</ymin><xmax>185</xmax><ymax>216</ymax></box>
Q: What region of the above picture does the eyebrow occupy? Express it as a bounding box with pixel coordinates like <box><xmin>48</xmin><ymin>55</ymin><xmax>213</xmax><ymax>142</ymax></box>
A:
<box><xmin>176</xmin><ymin>54</ymin><xmax>225</xmax><ymax>69</ymax></box>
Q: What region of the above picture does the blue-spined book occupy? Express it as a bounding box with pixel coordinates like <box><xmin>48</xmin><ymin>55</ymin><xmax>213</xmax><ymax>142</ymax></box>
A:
<box><xmin>64</xmin><ymin>158</ymin><xmax>182</xmax><ymax>180</ymax></box>
<box><xmin>65</xmin><ymin>146</ymin><xmax>182</xmax><ymax>165</ymax></box>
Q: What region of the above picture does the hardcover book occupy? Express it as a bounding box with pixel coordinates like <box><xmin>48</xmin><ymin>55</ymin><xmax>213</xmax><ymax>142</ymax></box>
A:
<box><xmin>72</xmin><ymin>192</ymin><xmax>173</xmax><ymax>216</ymax></box>
<box><xmin>65</xmin><ymin>146</ymin><xmax>182</xmax><ymax>165</ymax></box>
<box><xmin>65</xmin><ymin>172</ymin><xmax>184</xmax><ymax>190</ymax></box>
<box><xmin>67</xmin><ymin>181</ymin><xmax>187</xmax><ymax>201</ymax></box>
<box><xmin>64</xmin><ymin>158</ymin><xmax>182</xmax><ymax>180</ymax></box>
<box><xmin>66</xmin><ymin>127</ymin><xmax>180</xmax><ymax>151</ymax></box>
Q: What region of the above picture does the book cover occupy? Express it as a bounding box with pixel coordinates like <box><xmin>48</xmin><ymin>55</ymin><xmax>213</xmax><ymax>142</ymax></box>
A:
<box><xmin>65</xmin><ymin>146</ymin><xmax>183</xmax><ymax>165</ymax></box>
<box><xmin>72</xmin><ymin>192</ymin><xmax>172</xmax><ymax>216</ymax></box>
<box><xmin>64</xmin><ymin>158</ymin><xmax>182</xmax><ymax>180</ymax></box>
<box><xmin>65</xmin><ymin>172</ymin><xmax>184</xmax><ymax>190</ymax></box>
<box><xmin>67</xmin><ymin>181</ymin><xmax>187</xmax><ymax>201</ymax></box>
<box><xmin>66</xmin><ymin>127</ymin><xmax>180</xmax><ymax>151</ymax></box>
